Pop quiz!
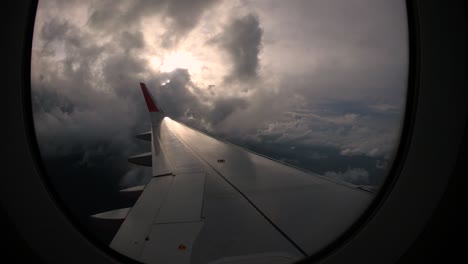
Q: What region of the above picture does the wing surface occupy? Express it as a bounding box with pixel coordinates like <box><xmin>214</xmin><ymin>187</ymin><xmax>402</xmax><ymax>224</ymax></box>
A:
<box><xmin>101</xmin><ymin>83</ymin><xmax>373</xmax><ymax>264</ymax></box>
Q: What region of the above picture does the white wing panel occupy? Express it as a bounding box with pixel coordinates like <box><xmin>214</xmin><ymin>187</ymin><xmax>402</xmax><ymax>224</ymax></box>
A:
<box><xmin>155</xmin><ymin>172</ymin><xmax>206</xmax><ymax>224</ymax></box>
<box><xmin>110</xmin><ymin>176</ymin><xmax>173</xmax><ymax>259</ymax></box>
<box><xmin>141</xmin><ymin>222</ymin><xmax>204</xmax><ymax>264</ymax></box>
<box><xmin>163</xmin><ymin>117</ymin><xmax>373</xmax><ymax>256</ymax></box>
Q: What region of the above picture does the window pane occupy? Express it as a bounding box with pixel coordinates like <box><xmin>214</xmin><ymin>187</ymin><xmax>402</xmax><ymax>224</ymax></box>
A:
<box><xmin>31</xmin><ymin>0</ymin><xmax>408</xmax><ymax>263</ymax></box>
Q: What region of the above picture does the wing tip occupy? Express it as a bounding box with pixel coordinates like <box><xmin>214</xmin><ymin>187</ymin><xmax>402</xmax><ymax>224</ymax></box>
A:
<box><xmin>140</xmin><ymin>82</ymin><xmax>160</xmax><ymax>112</ymax></box>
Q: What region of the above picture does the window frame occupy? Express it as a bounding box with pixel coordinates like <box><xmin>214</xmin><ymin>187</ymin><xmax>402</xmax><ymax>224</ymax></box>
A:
<box><xmin>2</xmin><ymin>0</ymin><xmax>467</xmax><ymax>263</ymax></box>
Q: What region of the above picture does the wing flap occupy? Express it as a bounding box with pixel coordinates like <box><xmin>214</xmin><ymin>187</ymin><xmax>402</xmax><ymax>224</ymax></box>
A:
<box><xmin>110</xmin><ymin>176</ymin><xmax>174</xmax><ymax>259</ymax></box>
<box><xmin>155</xmin><ymin>172</ymin><xmax>205</xmax><ymax>224</ymax></box>
<box><xmin>141</xmin><ymin>222</ymin><xmax>204</xmax><ymax>264</ymax></box>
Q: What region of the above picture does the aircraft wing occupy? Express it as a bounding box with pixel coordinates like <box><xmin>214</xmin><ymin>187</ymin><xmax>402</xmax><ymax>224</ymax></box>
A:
<box><xmin>95</xmin><ymin>83</ymin><xmax>373</xmax><ymax>264</ymax></box>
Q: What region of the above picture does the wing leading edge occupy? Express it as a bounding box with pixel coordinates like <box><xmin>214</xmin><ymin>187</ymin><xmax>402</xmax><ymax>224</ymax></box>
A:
<box><xmin>103</xmin><ymin>83</ymin><xmax>373</xmax><ymax>264</ymax></box>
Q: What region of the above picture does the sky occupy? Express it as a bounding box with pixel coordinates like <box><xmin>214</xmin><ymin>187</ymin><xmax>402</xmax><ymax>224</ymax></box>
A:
<box><xmin>31</xmin><ymin>0</ymin><xmax>408</xmax><ymax>244</ymax></box>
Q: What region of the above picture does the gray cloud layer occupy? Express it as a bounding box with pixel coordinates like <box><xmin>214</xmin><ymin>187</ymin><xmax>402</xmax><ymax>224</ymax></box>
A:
<box><xmin>88</xmin><ymin>0</ymin><xmax>216</xmax><ymax>47</ymax></box>
<box><xmin>214</xmin><ymin>13</ymin><xmax>263</xmax><ymax>82</ymax></box>
<box><xmin>32</xmin><ymin>0</ymin><xmax>408</xmax><ymax>187</ymax></box>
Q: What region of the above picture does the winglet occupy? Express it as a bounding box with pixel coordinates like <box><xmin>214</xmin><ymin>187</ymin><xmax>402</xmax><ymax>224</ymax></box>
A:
<box><xmin>140</xmin><ymin>83</ymin><xmax>160</xmax><ymax>112</ymax></box>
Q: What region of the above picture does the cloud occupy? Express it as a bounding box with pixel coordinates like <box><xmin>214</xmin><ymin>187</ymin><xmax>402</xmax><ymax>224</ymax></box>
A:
<box><xmin>376</xmin><ymin>159</ymin><xmax>389</xmax><ymax>170</ymax></box>
<box><xmin>119</xmin><ymin>31</ymin><xmax>145</xmax><ymax>52</ymax></box>
<box><xmin>325</xmin><ymin>168</ymin><xmax>370</xmax><ymax>185</ymax></box>
<box><xmin>87</xmin><ymin>0</ymin><xmax>217</xmax><ymax>48</ymax></box>
<box><xmin>240</xmin><ymin>101</ymin><xmax>401</xmax><ymax>159</ymax></box>
<box><xmin>31</xmin><ymin>17</ymin><xmax>150</xmax><ymax>158</ymax></box>
<box><xmin>41</xmin><ymin>19</ymin><xmax>70</xmax><ymax>43</ymax></box>
<box><xmin>31</xmin><ymin>0</ymin><xmax>408</xmax><ymax>188</ymax></box>
<box><xmin>308</xmin><ymin>152</ymin><xmax>328</xmax><ymax>160</ymax></box>
<box><xmin>204</xmin><ymin>97</ymin><xmax>248</xmax><ymax>125</ymax></box>
<box><xmin>213</xmin><ymin>13</ymin><xmax>263</xmax><ymax>82</ymax></box>
<box><xmin>161</xmin><ymin>0</ymin><xmax>218</xmax><ymax>47</ymax></box>
<box><xmin>119</xmin><ymin>167</ymin><xmax>152</xmax><ymax>189</ymax></box>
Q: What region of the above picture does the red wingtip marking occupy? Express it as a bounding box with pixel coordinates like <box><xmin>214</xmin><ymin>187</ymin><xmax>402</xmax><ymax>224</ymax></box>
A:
<box><xmin>140</xmin><ymin>83</ymin><xmax>159</xmax><ymax>112</ymax></box>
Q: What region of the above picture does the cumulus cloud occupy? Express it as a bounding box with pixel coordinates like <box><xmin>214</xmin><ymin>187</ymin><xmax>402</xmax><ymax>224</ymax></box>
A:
<box><xmin>243</xmin><ymin>103</ymin><xmax>401</xmax><ymax>159</ymax></box>
<box><xmin>31</xmin><ymin>0</ymin><xmax>408</xmax><ymax>188</ymax></box>
<box><xmin>161</xmin><ymin>0</ymin><xmax>218</xmax><ymax>47</ymax></box>
<box><xmin>33</xmin><ymin>12</ymin><xmax>151</xmax><ymax>159</ymax></box>
<box><xmin>119</xmin><ymin>31</ymin><xmax>145</xmax><ymax>52</ymax></box>
<box><xmin>87</xmin><ymin>0</ymin><xmax>217</xmax><ymax>47</ymax></box>
<box><xmin>213</xmin><ymin>13</ymin><xmax>263</xmax><ymax>82</ymax></box>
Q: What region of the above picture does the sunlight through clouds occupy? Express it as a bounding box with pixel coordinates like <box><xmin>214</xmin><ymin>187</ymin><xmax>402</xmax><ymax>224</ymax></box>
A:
<box><xmin>30</xmin><ymin>1</ymin><xmax>409</xmax><ymax>256</ymax></box>
<box><xmin>32</xmin><ymin>0</ymin><xmax>408</xmax><ymax>188</ymax></box>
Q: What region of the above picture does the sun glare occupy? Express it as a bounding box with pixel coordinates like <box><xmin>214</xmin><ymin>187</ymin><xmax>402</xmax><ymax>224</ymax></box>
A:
<box><xmin>149</xmin><ymin>50</ymin><xmax>221</xmax><ymax>87</ymax></box>
<box><xmin>149</xmin><ymin>56</ymin><xmax>162</xmax><ymax>71</ymax></box>
<box><xmin>149</xmin><ymin>51</ymin><xmax>206</xmax><ymax>84</ymax></box>
<box><xmin>159</xmin><ymin>51</ymin><xmax>202</xmax><ymax>73</ymax></box>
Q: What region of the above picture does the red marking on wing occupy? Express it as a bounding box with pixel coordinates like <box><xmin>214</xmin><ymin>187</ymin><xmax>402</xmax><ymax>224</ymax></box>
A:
<box><xmin>140</xmin><ymin>83</ymin><xmax>159</xmax><ymax>112</ymax></box>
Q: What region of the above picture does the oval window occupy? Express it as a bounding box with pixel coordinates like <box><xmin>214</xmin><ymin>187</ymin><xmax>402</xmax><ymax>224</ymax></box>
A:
<box><xmin>31</xmin><ymin>0</ymin><xmax>408</xmax><ymax>263</ymax></box>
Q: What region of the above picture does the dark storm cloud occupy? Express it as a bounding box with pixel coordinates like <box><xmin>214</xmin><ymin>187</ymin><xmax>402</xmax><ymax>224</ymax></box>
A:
<box><xmin>33</xmin><ymin>12</ymin><xmax>248</xmax><ymax>159</ymax></box>
<box><xmin>41</xmin><ymin>19</ymin><xmax>69</xmax><ymax>43</ymax></box>
<box><xmin>38</xmin><ymin>18</ymin><xmax>105</xmax><ymax>86</ymax></box>
<box><xmin>151</xmin><ymin>69</ymin><xmax>203</xmax><ymax>120</ymax></box>
<box><xmin>40</xmin><ymin>18</ymin><xmax>94</xmax><ymax>58</ymax></box>
<box><xmin>214</xmin><ymin>13</ymin><xmax>263</xmax><ymax>82</ymax></box>
<box><xmin>147</xmin><ymin>69</ymin><xmax>249</xmax><ymax>130</ymax></box>
<box><xmin>32</xmin><ymin>88</ymin><xmax>75</xmax><ymax>115</ymax></box>
<box><xmin>119</xmin><ymin>31</ymin><xmax>145</xmax><ymax>51</ymax></box>
<box><xmin>208</xmin><ymin>98</ymin><xmax>249</xmax><ymax>125</ymax></box>
<box><xmin>88</xmin><ymin>0</ymin><xmax>217</xmax><ymax>48</ymax></box>
<box><xmin>102</xmin><ymin>54</ymin><xmax>148</xmax><ymax>96</ymax></box>
<box><xmin>32</xmin><ymin>17</ymin><xmax>152</xmax><ymax>160</ymax></box>
<box><xmin>161</xmin><ymin>0</ymin><xmax>217</xmax><ymax>47</ymax></box>
<box><xmin>32</xmin><ymin>0</ymin><xmax>407</xmax><ymax>191</ymax></box>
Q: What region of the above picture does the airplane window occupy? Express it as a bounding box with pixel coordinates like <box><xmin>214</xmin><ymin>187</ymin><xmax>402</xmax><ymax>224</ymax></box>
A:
<box><xmin>31</xmin><ymin>0</ymin><xmax>408</xmax><ymax>263</ymax></box>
